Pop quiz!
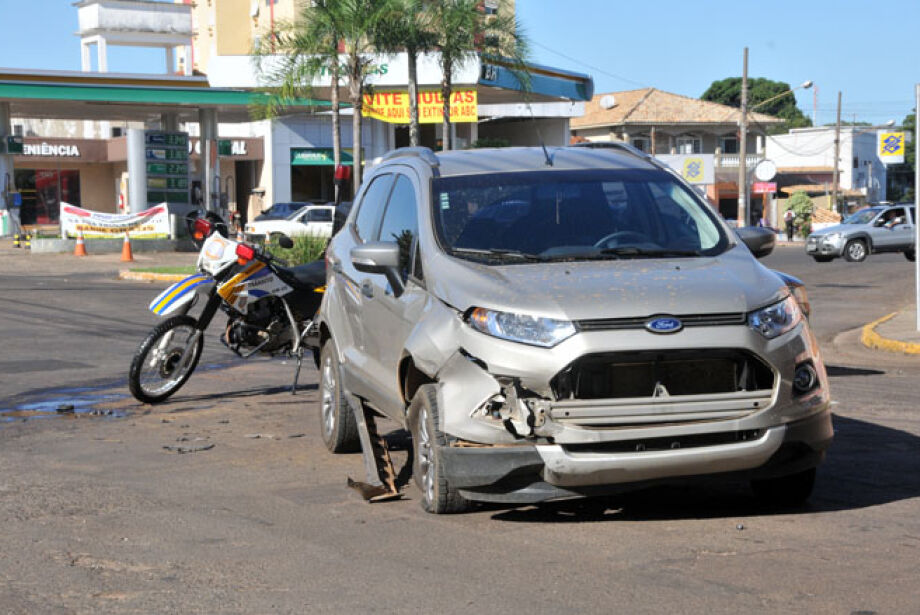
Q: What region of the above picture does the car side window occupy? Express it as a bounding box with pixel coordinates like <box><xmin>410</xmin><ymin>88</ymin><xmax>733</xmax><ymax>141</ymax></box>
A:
<box><xmin>353</xmin><ymin>174</ymin><xmax>395</xmax><ymax>241</ymax></box>
<box><xmin>377</xmin><ymin>174</ymin><xmax>420</xmax><ymax>281</ymax></box>
<box><xmin>306</xmin><ymin>208</ymin><xmax>333</xmax><ymax>223</ymax></box>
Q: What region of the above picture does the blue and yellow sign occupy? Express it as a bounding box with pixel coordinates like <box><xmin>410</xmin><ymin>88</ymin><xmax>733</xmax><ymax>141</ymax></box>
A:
<box><xmin>878</xmin><ymin>131</ymin><xmax>905</xmax><ymax>164</ymax></box>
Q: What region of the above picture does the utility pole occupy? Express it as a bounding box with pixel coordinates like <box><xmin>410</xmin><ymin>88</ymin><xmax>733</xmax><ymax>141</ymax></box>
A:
<box><xmin>737</xmin><ymin>47</ymin><xmax>749</xmax><ymax>227</ymax></box>
<box><xmin>832</xmin><ymin>91</ymin><xmax>842</xmax><ymax>215</ymax></box>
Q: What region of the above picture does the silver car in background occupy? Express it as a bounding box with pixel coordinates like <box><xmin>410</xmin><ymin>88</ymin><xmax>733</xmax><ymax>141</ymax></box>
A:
<box><xmin>316</xmin><ymin>145</ymin><xmax>832</xmax><ymax>513</ymax></box>
<box><xmin>805</xmin><ymin>204</ymin><xmax>916</xmax><ymax>263</ymax></box>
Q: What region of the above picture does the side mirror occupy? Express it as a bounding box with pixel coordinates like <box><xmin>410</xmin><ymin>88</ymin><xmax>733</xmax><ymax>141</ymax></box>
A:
<box><xmin>278</xmin><ymin>235</ymin><xmax>294</xmax><ymax>249</ymax></box>
<box><xmin>351</xmin><ymin>242</ymin><xmax>404</xmax><ymax>296</ymax></box>
<box><xmin>736</xmin><ymin>226</ymin><xmax>776</xmax><ymax>259</ymax></box>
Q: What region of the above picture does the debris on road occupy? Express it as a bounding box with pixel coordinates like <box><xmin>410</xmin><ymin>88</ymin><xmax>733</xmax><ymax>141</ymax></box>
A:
<box><xmin>162</xmin><ymin>443</ymin><xmax>215</xmax><ymax>454</ymax></box>
<box><xmin>56</xmin><ymin>404</ymin><xmax>75</xmax><ymax>414</ymax></box>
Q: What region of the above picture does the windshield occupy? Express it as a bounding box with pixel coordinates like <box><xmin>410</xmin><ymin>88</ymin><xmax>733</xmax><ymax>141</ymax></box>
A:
<box><xmin>432</xmin><ymin>169</ymin><xmax>728</xmax><ymax>263</ymax></box>
<box><xmin>844</xmin><ymin>207</ymin><xmax>882</xmax><ymax>225</ymax></box>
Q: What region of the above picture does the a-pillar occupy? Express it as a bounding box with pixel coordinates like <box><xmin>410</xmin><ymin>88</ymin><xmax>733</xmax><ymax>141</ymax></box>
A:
<box><xmin>0</xmin><ymin>103</ymin><xmax>14</xmax><ymax>229</ymax></box>
<box><xmin>198</xmin><ymin>108</ymin><xmax>220</xmax><ymax>214</ymax></box>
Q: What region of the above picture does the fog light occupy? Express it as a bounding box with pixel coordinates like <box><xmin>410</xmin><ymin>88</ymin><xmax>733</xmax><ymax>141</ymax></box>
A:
<box><xmin>793</xmin><ymin>362</ymin><xmax>818</xmax><ymax>395</ymax></box>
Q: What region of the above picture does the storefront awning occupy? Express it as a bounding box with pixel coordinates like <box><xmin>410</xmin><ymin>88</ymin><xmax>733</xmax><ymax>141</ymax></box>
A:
<box><xmin>291</xmin><ymin>148</ymin><xmax>353</xmax><ymax>166</ymax></box>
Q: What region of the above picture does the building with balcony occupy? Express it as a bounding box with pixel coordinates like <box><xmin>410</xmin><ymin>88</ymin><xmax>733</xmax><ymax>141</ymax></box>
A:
<box><xmin>570</xmin><ymin>88</ymin><xmax>784</xmax><ymax>220</ymax></box>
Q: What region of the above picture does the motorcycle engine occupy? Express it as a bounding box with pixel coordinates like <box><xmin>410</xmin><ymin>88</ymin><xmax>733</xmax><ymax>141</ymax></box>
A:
<box><xmin>223</xmin><ymin>298</ymin><xmax>292</xmax><ymax>354</ymax></box>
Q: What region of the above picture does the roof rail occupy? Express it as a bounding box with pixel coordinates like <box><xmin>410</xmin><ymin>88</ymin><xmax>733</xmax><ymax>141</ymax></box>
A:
<box><xmin>569</xmin><ymin>140</ymin><xmax>670</xmax><ymax>171</ymax></box>
<box><xmin>380</xmin><ymin>146</ymin><xmax>440</xmax><ymax>167</ymax></box>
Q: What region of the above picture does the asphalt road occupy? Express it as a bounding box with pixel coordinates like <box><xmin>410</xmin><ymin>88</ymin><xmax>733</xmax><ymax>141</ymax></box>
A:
<box><xmin>1</xmin><ymin>244</ymin><xmax>919</xmax><ymax>613</ymax></box>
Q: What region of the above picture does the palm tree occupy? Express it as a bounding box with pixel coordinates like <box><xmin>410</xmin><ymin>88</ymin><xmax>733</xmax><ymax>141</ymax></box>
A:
<box><xmin>377</xmin><ymin>0</ymin><xmax>438</xmax><ymax>147</ymax></box>
<box><xmin>432</xmin><ymin>0</ymin><xmax>529</xmax><ymax>150</ymax></box>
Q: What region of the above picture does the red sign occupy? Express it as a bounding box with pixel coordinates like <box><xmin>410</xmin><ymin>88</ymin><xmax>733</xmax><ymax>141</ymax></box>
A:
<box><xmin>752</xmin><ymin>182</ymin><xmax>777</xmax><ymax>194</ymax></box>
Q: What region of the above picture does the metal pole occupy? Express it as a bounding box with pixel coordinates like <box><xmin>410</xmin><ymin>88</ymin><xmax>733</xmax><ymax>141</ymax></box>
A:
<box><xmin>737</xmin><ymin>47</ymin><xmax>748</xmax><ymax>227</ymax></box>
<box><xmin>832</xmin><ymin>91</ymin><xmax>842</xmax><ymax>215</ymax></box>
<box><xmin>915</xmin><ymin>83</ymin><xmax>919</xmax><ymax>331</ymax></box>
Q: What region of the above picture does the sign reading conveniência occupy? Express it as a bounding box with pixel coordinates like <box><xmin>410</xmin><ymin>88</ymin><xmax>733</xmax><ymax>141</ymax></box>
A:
<box><xmin>362</xmin><ymin>89</ymin><xmax>478</xmax><ymax>124</ymax></box>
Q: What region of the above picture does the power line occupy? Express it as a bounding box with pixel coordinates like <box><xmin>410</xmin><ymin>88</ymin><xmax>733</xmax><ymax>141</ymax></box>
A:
<box><xmin>530</xmin><ymin>40</ymin><xmax>648</xmax><ymax>89</ymax></box>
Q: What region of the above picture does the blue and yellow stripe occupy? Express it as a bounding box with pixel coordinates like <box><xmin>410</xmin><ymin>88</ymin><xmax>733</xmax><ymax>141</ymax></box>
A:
<box><xmin>150</xmin><ymin>274</ymin><xmax>211</xmax><ymax>315</ymax></box>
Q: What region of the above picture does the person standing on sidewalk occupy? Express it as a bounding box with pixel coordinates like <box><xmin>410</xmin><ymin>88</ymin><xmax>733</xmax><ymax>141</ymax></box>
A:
<box><xmin>783</xmin><ymin>209</ymin><xmax>795</xmax><ymax>241</ymax></box>
<box><xmin>2</xmin><ymin>186</ymin><xmax>23</xmax><ymax>243</ymax></box>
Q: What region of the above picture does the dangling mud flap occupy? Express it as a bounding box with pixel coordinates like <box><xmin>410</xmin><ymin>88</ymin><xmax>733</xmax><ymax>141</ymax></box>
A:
<box><xmin>344</xmin><ymin>393</ymin><xmax>402</xmax><ymax>503</ymax></box>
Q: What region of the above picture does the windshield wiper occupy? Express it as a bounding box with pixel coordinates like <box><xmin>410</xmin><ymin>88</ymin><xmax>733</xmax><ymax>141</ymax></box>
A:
<box><xmin>599</xmin><ymin>247</ymin><xmax>703</xmax><ymax>258</ymax></box>
<box><xmin>450</xmin><ymin>247</ymin><xmax>544</xmax><ymax>262</ymax></box>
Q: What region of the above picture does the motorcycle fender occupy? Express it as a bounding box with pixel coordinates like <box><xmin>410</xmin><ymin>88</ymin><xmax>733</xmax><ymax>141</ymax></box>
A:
<box><xmin>149</xmin><ymin>274</ymin><xmax>215</xmax><ymax>317</ymax></box>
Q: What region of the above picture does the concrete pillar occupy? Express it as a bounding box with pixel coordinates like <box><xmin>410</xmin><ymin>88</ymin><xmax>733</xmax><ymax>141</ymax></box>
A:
<box><xmin>126</xmin><ymin>128</ymin><xmax>147</xmax><ymax>214</ymax></box>
<box><xmin>0</xmin><ymin>103</ymin><xmax>13</xmax><ymax>217</ymax></box>
<box><xmin>183</xmin><ymin>46</ymin><xmax>192</xmax><ymax>76</ymax></box>
<box><xmin>198</xmin><ymin>108</ymin><xmax>220</xmax><ymax>214</ymax></box>
<box><xmin>469</xmin><ymin>120</ymin><xmax>479</xmax><ymax>146</ymax></box>
<box><xmin>97</xmin><ymin>37</ymin><xmax>108</xmax><ymax>72</ymax></box>
<box><xmin>160</xmin><ymin>113</ymin><xmax>179</xmax><ymax>132</ymax></box>
<box><xmin>81</xmin><ymin>41</ymin><xmax>92</xmax><ymax>71</ymax></box>
<box><xmin>166</xmin><ymin>46</ymin><xmax>175</xmax><ymax>75</ymax></box>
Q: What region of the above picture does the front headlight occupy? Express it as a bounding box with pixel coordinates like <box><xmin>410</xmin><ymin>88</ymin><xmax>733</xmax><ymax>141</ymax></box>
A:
<box><xmin>748</xmin><ymin>296</ymin><xmax>803</xmax><ymax>339</ymax></box>
<box><xmin>824</xmin><ymin>232</ymin><xmax>843</xmax><ymax>242</ymax></box>
<box><xmin>468</xmin><ymin>307</ymin><xmax>576</xmax><ymax>347</ymax></box>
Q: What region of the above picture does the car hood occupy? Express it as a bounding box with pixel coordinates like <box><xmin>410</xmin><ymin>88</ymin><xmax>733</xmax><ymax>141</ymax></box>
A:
<box><xmin>427</xmin><ymin>246</ymin><xmax>786</xmax><ymax>321</ymax></box>
<box><xmin>809</xmin><ymin>223</ymin><xmax>862</xmax><ymax>237</ymax></box>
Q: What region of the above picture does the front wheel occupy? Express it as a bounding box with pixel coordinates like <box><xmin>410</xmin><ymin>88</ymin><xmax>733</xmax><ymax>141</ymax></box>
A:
<box><xmin>844</xmin><ymin>239</ymin><xmax>868</xmax><ymax>262</ymax></box>
<box><xmin>129</xmin><ymin>315</ymin><xmax>203</xmax><ymax>404</ymax></box>
<box><xmin>409</xmin><ymin>384</ymin><xmax>471</xmax><ymax>514</ymax></box>
<box><xmin>906</xmin><ymin>250</ymin><xmax>916</xmax><ymax>262</ymax></box>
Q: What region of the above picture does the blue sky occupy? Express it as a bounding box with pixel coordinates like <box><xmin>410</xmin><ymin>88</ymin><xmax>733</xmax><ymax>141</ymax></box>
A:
<box><xmin>1</xmin><ymin>0</ymin><xmax>916</xmax><ymax>126</ymax></box>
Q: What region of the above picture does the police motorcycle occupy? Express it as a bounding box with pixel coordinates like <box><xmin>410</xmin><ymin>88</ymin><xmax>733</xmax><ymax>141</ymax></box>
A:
<box><xmin>128</xmin><ymin>212</ymin><xmax>325</xmax><ymax>404</ymax></box>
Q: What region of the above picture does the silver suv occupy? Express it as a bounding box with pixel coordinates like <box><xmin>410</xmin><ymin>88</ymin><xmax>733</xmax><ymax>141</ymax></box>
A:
<box><xmin>317</xmin><ymin>145</ymin><xmax>832</xmax><ymax>513</ymax></box>
<box><xmin>805</xmin><ymin>204</ymin><xmax>917</xmax><ymax>263</ymax></box>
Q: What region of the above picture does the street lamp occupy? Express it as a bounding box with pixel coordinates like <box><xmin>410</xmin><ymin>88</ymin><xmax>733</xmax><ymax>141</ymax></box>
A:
<box><xmin>737</xmin><ymin>47</ymin><xmax>812</xmax><ymax>227</ymax></box>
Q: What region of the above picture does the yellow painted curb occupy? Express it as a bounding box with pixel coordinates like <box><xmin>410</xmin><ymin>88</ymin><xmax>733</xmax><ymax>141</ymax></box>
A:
<box><xmin>860</xmin><ymin>312</ymin><xmax>920</xmax><ymax>355</ymax></box>
<box><xmin>119</xmin><ymin>270</ymin><xmax>188</xmax><ymax>283</ymax></box>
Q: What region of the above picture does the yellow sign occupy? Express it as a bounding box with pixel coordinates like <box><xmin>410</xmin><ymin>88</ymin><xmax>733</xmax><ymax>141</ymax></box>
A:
<box><xmin>878</xmin><ymin>131</ymin><xmax>905</xmax><ymax>161</ymax></box>
<box><xmin>682</xmin><ymin>157</ymin><xmax>705</xmax><ymax>184</ymax></box>
<box><xmin>362</xmin><ymin>89</ymin><xmax>478</xmax><ymax>124</ymax></box>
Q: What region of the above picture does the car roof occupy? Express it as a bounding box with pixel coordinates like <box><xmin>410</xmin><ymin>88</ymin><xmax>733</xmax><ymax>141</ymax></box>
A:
<box><xmin>381</xmin><ymin>146</ymin><xmax>662</xmax><ymax>178</ymax></box>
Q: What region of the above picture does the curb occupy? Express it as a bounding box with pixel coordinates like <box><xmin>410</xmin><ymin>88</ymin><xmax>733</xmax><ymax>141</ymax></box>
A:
<box><xmin>119</xmin><ymin>270</ymin><xmax>188</xmax><ymax>283</ymax></box>
<box><xmin>860</xmin><ymin>312</ymin><xmax>920</xmax><ymax>355</ymax></box>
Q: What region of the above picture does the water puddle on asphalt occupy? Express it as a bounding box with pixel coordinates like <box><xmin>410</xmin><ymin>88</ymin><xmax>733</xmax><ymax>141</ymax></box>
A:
<box><xmin>1</xmin><ymin>390</ymin><xmax>129</xmax><ymax>424</ymax></box>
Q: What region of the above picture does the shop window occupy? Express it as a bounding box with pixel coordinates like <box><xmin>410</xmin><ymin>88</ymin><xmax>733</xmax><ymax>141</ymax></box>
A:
<box><xmin>14</xmin><ymin>169</ymin><xmax>79</xmax><ymax>226</ymax></box>
<box><xmin>13</xmin><ymin>124</ymin><xmax>23</xmax><ymax>137</ymax></box>
<box><xmin>631</xmin><ymin>137</ymin><xmax>650</xmax><ymax>153</ymax></box>
<box><xmin>111</xmin><ymin>127</ymin><xmax>123</xmax><ymax>137</ymax></box>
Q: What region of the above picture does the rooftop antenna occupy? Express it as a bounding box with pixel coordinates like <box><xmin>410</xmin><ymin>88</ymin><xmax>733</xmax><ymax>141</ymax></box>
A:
<box><xmin>526</xmin><ymin>101</ymin><xmax>553</xmax><ymax>166</ymax></box>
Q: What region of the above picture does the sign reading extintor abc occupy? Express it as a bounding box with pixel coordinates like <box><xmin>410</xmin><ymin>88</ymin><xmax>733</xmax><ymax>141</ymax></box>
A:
<box><xmin>878</xmin><ymin>132</ymin><xmax>905</xmax><ymax>164</ymax></box>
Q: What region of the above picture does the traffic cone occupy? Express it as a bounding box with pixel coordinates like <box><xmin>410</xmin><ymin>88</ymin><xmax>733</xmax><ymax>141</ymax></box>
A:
<box><xmin>121</xmin><ymin>232</ymin><xmax>134</xmax><ymax>262</ymax></box>
<box><xmin>74</xmin><ymin>230</ymin><xmax>88</xmax><ymax>257</ymax></box>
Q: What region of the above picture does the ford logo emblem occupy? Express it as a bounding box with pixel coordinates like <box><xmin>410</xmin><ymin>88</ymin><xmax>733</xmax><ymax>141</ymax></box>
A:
<box><xmin>645</xmin><ymin>316</ymin><xmax>683</xmax><ymax>334</ymax></box>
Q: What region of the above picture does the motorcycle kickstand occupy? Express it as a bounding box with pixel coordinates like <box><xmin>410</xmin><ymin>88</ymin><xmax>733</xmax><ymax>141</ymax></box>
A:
<box><xmin>291</xmin><ymin>348</ymin><xmax>303</xmax><ymax>395</ymax></box>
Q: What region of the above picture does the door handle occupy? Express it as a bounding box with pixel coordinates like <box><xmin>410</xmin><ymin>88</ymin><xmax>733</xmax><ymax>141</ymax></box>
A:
<box><xmin>361</xmin><ymin>281</ymin><xmax>374</xmax><ymax>298</ymax></box>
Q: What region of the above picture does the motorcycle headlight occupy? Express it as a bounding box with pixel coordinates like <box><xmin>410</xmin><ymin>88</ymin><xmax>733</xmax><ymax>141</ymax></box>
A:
<box><xmin>468</xmin><ymin>307</ymin><xmax>576</xmax><ymax>347</ymax></box>
<box><xmin>748</xmin><ymin>296</ymin><xmax>803</xmax><ymax>339</ymax></box>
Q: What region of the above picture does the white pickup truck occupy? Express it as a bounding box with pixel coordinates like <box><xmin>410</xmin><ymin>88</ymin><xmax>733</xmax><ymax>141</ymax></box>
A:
<box><xmin>245</xmin><ymin>204</ymin><xmax>335</xmax><ymax>241</ymax></box>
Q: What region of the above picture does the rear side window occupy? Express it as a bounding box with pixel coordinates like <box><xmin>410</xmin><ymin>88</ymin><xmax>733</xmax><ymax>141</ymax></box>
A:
<box><xmin>353</xmin><ymin>174</ymin><xmax>394</xmax><ymax>241</ymax></box>
<box><xmin>305</xmin><ymin>208</ymin><xmax>333</xmax><ymax>222</ymax></box>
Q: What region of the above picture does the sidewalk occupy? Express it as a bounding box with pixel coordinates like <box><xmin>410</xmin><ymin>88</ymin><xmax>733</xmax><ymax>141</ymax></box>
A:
<box><xmin>0</xmin><ymin>241</ymin><xmax>196</xmax><ymax>277</ymax></box>
<box><xmin>862</xmin><ymin>306</ymin><xmax>920</xmax><ymax>355</ymax></box>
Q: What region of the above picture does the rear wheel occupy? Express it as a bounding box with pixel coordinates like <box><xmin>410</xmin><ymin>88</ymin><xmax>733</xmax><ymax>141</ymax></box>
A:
<box><xmin>906</xmin><ymin>250</ymin><xmax>916</xmax><ymax>262</ymax></box>
<box><xmin>844</xmin><ymin>239</ymin><xmax>868</xmax><ymax>262</ymax></box>
<box><xmin>318</xmin><ymin>339</ymin><xmax>359</xmax><ymax>453</ymax></box>
<box><xmin>751</xmin><ymin>468</ymin><xmax>816</xmax><ymax>508</ymax></box>
<box><xmin>409</xmin><ymin>384</ymin><xmax>471</xmax><ymax>514</ymax></box>
<box><xmin>812</xmin><ymin>255</ymin><xmax>834</xmax><ymax>263</ymax></box>
<box><xmin>129</xmin><ymin>315</ymin><xmax>203</xmax><ymax>404</ymax></box>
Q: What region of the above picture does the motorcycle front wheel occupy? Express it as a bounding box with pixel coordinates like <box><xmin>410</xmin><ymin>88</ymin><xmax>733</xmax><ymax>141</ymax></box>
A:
<box><xmin>129</xmin><ymin>315</ymin><xmax>204</xmax><ymax>404</ymax></box>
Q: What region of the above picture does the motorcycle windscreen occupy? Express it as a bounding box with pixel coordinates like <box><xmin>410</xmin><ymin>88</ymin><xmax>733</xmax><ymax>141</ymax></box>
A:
<box><xmin>149</xmin><ymin>274</ymin><xmax>214</xmax><ymax>316</ymax></box>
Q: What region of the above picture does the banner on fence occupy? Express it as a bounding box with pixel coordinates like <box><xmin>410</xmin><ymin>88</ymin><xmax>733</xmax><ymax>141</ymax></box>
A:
<box><xmin>60</xmin><ymin>203</ymin><xmax>171</xmax><ymax>239</ymax></box>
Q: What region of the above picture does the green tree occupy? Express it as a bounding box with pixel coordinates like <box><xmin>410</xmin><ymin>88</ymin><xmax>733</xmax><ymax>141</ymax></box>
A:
<box><xmin>377</xmin><ymin>0</ymin><xmax>438</xmax><ymax>147</ymax></box>
<box><xmin>431</xmin><ymin>0</ymin><xmax>529</xmax><ymax>150</ymax></box>
<box><xmin>701</xmin><ymin>77</ymin><xmax>812</xmax><ymax>133</ymax></box>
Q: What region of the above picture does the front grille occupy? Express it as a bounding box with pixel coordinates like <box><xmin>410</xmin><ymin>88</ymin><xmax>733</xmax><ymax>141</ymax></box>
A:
<box><xmin>548</xmin><ymin>349</ymin><xmax>775</xmax><ymax>428</ymax></box>
<box><xmin>576</xmin><ymin>312</ymin><xmax>746</xmax><ymax>332</ymax></box>
<box><xmin>563</xmin><ymin>429</ymin><xmax>764</xmax><ymax>454</ymax></box>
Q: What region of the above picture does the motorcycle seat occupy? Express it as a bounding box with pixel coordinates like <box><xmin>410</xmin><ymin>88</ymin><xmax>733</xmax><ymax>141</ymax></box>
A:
<box><xmin>286</xmin><ymin>260</ymin><xmax>326</xmax><ymax>289</ymax></box>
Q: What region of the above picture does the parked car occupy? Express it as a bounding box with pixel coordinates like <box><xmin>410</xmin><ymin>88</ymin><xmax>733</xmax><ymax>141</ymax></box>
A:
<box><xmin>245</xmin><ymin>204</ymin><xmax>335</xmax><ymax>241</ymax></box>
<box><xmin>316</xmin><ymin>145</ymin><xmax>832</xmax><ymax>513</ymax></box>
<box><xmin>253</xmin><ymin>201</ymin><xmax>314</xmax><ymax>222</ymax></box>
<box><xmin>805</xmin><ymin>204</ymin><xmax>916</xmax><ymax>262</ymax></box>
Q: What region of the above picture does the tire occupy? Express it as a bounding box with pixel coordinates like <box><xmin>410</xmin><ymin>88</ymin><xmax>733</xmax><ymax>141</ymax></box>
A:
<box><xmin>751</xmin><ymin>468</ymin><xmax>816</xmax><ymax>508</ymax></box>
<box><xmin>906</xmin><ymin>250</ymin><xmax>916</xmax><ymax>262</ymax></box>
<box><xmin>408</xmin><ymin>384</ymin><xmax>471</xmax><ymax>514</ymax></box>
<box><xmin>318</xmin><ymin>339</ymin><xmax>359</xmax><ymax>453</ymax></box>
<box><xmin>128</xmin><ymin>315</ymin><xmax>204</xmax><ymax>404</ymax></box>
<box><xmin>843</xmin><ymin>239</ymin><xmax>868</xmax><ymax>262</ymax></box>
<box><xmin>812</xmin><ymin>256</ymin><xmax>834</xmax><ymax>263</ymax></box>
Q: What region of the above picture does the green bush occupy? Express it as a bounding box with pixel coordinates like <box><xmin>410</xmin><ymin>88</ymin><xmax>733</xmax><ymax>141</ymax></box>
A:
<box><xmin>786</xmin><ymin>191</ymin><xmax>815</xmax><ymax>238</ymax></box>
<box><xmin>263</xmin><ymin>233</ymin><xmax>328</xmax><ymax>265</ymax></box>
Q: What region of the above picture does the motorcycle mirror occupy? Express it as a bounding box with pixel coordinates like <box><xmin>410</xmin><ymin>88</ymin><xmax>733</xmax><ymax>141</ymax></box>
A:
<box><xmin>278</xmin><ymin>235</ymin><xmax>294</xmax><ymax>249</ymax></box>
